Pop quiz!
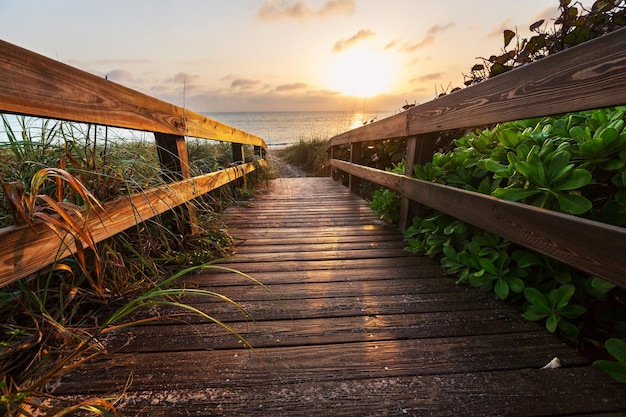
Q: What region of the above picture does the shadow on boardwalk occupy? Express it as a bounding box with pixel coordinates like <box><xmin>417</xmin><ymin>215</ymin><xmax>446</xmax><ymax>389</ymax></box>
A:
<box><xmin>44</xmin><ymin>178</ymin><xmax>626</xmax><ymax>416</ymax></box>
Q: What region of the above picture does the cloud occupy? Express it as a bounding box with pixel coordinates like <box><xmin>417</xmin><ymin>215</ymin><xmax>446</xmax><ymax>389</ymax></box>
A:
<box><xmin>274</xmin><ymin>82</ymin><xmax>308</xmax><ymax>92</ymax></box>
<box><xmin>164</xmin><ymin>72</ymin><xmax>201</xmax><ymax>84</ymax></box>
<box><xmin>332</xmin><ymin>29</ymin><xmax>376</xmax><ymax>52</ymax></box>
<box><xmin>410</xmin><ymin>73</ymin><xmax>444</xmax><ymax>83</ymax></box>
<box><xmin>387</xmin><ymin>22</ymin><xmax>454</xmax><ymax>53</ymax></box>
<box><xmin>230</xmin><ymin>78</ymin><xmax>263</xmax><ymax>89</ymax></box>
<box><xmin>256</xmin><ymin>0</ymin><xmax>355</xmax><ymax>21</ymax></box>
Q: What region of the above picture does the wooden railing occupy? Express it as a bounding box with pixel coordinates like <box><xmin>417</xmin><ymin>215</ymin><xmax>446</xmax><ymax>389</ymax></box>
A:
<box><xmin>327</xmin><ymin>28</ymin><xmax>626</xmax><ymax>288</ymax></box>
<box><xmin>0</xmin><ymin>39</ymin><xmax>267</xmax><ymax>287</ymax></box>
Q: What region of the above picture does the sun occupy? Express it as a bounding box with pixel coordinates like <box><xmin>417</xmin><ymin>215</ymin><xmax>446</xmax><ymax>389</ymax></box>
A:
<box><xmin>326</xmin><ymin>46</ymin><xmax>395</xmax><ymax>97</ymax></box>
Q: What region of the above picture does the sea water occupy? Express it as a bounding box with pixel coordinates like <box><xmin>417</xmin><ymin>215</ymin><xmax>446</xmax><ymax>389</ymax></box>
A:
<box><xmin>0</xmin><ymin>111</ymin><xmax>395</xmax><ymax>148</ymax></box>
<box><xmin>204</xmin><ymin>111</ymin><xmax>394</xmax><ymax>148</ymax></box>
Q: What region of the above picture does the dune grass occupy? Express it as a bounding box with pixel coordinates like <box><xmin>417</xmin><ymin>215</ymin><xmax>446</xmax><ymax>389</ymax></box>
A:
<box><xmin>275</xmin><ymin>137</ymin><xmax>329</xmax><ymax>176</ymax></box>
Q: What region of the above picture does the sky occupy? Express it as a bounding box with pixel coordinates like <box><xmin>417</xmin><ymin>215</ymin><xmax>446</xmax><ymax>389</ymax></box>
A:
<box><xmin>0</xmin><ymin>0</ymin><xmax>596</xmax><ymax>113</ymax></box>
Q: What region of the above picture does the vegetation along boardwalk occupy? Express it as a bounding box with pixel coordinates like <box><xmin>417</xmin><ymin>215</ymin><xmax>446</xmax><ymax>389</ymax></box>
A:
<box><xmin>46</xmin><ymin>177</ymin><xmax>626</xmax><ymax>416</ymax></box>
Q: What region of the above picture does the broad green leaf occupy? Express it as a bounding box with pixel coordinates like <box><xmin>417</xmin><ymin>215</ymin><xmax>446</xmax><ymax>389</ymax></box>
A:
<box><xmin>522</xmin><ymin>309</ymin><xmax>548</xmax><ymax>321</ymax></box>
<box><xmin>554</xmin><ymin>271</ymin><xmax>572</xmax><ymax>284</ymax></box>
<box><xmin>524</xmin><ymin>287</ymin><xmax>550</xmax><ymax>312</ymax></box>
<box><xmin>569</xmin><ymin>125</ymin><xmax>591</xmax><ymax>143</ymax></box>
<box><xmin>606</xmin><ymin>338</ymin><xmax>626</xmax><ymax>363</ymax></box>
<box><xmin>559</xmin><ymin>304</ymin><xmax>588</xmax><ymax>319</ymax></box>
<box><xmin>546</xmin><ymin>313</ymin><xmax>560</xmax><ymax>333</ymax></box>
<box><xmin>557</xmin><ymin>318</ymin><xmax>580</xmax><ymax>337</ymax></box>
<box><xmin>494</xmin><ymin>278</ymin><xmax>509</xmax><ymax>299</ymax></box>
<box><xmin>546</xmin><ymin>150</ymin><xmax>571</xmax><ymax>182</ymax></box>
<box><xmin>600</xmin><ymin>159</ymin><xmax>625</xmax><ymax>171</ymax></box>
<box><xmin>549</xmin><ymin>284</ymin><xmax>575</xmax><ymax>310</ymax></box>
<box><xmin>555</xmin><ymin>169</ymin><xmax>592</xmax><ymax>190</ymax></box>
<box><xmin>506</xmin><ymin>277</ymin><xmax>525</xmax><ymax>293</ymax></box>
<box><xmin>556</xmin><ymin>192</ymin><xmax>593</xmax><ymax>214</ymax></box>
<box><xmin>593</xmin><ymin>360</ymin><xmax>626</xmax><ymax>383</ymax></box>
<box><xmin>479</xmin><ymin>258</ymin><xmax>498</xmax><ymax>275</ymax></box>
<box><xmin>580</xmin><ymin>138</ymin><xmax>605</xmax><ymax>157</ymax></box>
<box><xmin>493</xmin><ymin>188</ymin><xmax>540</xmax><ymax>202</ymax></box>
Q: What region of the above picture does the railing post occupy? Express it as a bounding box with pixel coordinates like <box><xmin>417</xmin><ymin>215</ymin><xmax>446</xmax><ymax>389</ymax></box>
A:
<box><xmin>349</xmin><ymin>142</ymin><xmax>362</xmax><ymax>193</ymax></box>
<box><xmin>155</xmin><ymin>133</ymin><xmax>198</xmax><ymax>235</ymax></box>
<box><xmin>398</xmin><ymin>133</ymin><xmax>438</xmax><ymax>231</ymax></box>
<box><xmin>231</xmin><ymin>143</ymin><xmax>245</xmax><ymax>190</ymax></box>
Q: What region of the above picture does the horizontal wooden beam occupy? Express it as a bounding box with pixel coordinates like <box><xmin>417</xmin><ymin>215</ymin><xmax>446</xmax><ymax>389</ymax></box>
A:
<box><xmin>328</xmin><ymin>27</ymin><xmax>626</xmax><ymax>148</ymax></box>
<box><xmin>0</xmin><ymin>40</ymin><xmax>266</xmax><ymax>151</ymax></box>
<box><xmin>0</xmin><ymin>162</ymin><xmax>261</xmax><ymax>287</ymax></box>
<box><xmin>330</xmin><ymin>159</ymin><xmax>626</xmax><ymax>288</ymax></box>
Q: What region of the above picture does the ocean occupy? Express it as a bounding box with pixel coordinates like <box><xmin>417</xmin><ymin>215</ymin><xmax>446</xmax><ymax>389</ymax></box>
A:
<box><xmin>0</xmin><ymin>111</ymin><xmax>395</xmax><ymax>149</ymax></box>
<box><xmin>204</xmin><ymin>111</ymin><xmax>394</xmax><ymax>148</ymax></box>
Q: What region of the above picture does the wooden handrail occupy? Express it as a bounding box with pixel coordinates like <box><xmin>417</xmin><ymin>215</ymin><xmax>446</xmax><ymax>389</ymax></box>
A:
<box><xmin>0</xmin><ymin>40</ymin><xmax>266</xmax><ymax>150</ymax></box>
<box><xmin>327</xmin><ymin>28</ymin><xmax>626</xmax><ymax>288</ymax></box>
<box><xmin>0</xmin><ymin>39</ymin><xmax>268</xmax><ymax>286</ymax></box>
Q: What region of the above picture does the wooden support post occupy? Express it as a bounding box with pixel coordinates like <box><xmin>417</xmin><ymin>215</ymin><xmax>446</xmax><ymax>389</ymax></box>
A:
<box><xmin>327</xmin><ymin>145</ymin><xmax>335</xmax><ymax>179</ymax></box>
<box><xmin>155</xmin><ymin>133</ymin><xmax>198</xmax><ymax>235</ymax></box>
<box><xmin>398</xmin><ymin>133</ymin><xmax>438</xmax><ymax>231</ymax></box>
<box><xmin>232</xmin><ymin>143</ymin><xmax>245</xmax><ymax>164</ymax></box>
<box><xmin>231</xmin><ymin>143</ymin><xmax>246</xmax><ymax>191</ymax></box>
<box><xmin>349</xmin><ymin>142</ymin><xmax>362</xmax><ymax>194</ymax></box>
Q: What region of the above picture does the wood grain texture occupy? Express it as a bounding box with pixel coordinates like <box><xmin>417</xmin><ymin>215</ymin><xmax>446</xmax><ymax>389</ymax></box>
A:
<box><xmin>327</xmin><ymin>27</ymin><xmax>626</xmax><ymax>148</ymax></box>
<box><xmin>330</xmin><ymin>159</ymin><xmax>626</xmax><ymax>287</ymax></box>
<box><xmin>0</xmin><ymin>40</ymin><xmax>266</xmax><ymax>150</ymax></box>
<box><xmin>42</xmin><ymin>178</ymin><xmax>626</xmax><ymax>416</ymax></box>
<box><xmin>0</xmin><ymin>162</ymin><xmax>259</xmax><ymax>287</ymax></box>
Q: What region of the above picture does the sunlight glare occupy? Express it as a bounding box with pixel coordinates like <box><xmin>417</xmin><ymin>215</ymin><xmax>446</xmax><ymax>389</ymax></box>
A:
<box><xmin>327</xmin><ymin>46</ymin><xmax>395</xmax><ymax>97</ymax></box>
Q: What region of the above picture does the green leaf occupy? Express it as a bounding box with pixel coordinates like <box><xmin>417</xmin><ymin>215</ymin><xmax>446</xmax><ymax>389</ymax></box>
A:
<box><xmin>559</xmin><ymin>304</ymin><xmax>588</xmax><ymax>319</ymax></box>
<box><xmin>522</xmin><ymin>308</ymin><xmax>548</xmax><ymax>321</ymax></box>
<box><xmin>606</xmin><ymin>338</ymin><xmax>626</xmax><ymax>363</ymax></box>
<box><xmin>549</xmin><ymin>284</ymin><xmax>575</xmax><ymax>310</ymax></box>
<box><xmin>479</xmin><ymin>258</ymin><xmax>498</xmax><ymax>275</ymax></box>
<box><xmin>494</xmin><ymin>278</ymin><xmax>509</xmax><ymax>299</ymax></box>
<box><xmin>507</xmin><ymin>277</ymin><xmax>525</xmax><ymax>293</ymax></box>
<box><xmin>557</xmin><ymin>318</ymin><xmax>580</xmax><ymax>337</ymax></box>
<box><xmin>593</xmin><ymin>360</ymin><xmax>626</xmax><ymax>383</ymax></box>
<box><xmin>546</xmin><ymin>313</ymin><xmax>560</xmax><ymax>333</ymax></box>
<box><xmin>555</xmin><ymin>169</ymin><xmax>592</xmax><ymax>190</ymax></box>
<box><xmin>493</xmin><ymin>188</ymin><xmax>540</xmax><ymax>202</ymax></box>
<box><xmin>556</xmin><ymin>192</ymin><xmax>593</xmax><ymax>214</ymax></box>
<box><xmin>524</xmin><ymin>287</ymin><xmax>550</xmax><ymax>312</ymax></box>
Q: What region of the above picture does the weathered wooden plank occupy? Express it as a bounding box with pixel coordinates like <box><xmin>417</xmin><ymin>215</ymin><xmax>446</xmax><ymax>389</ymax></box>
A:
<box><xmin>46</xmin><ymin>368</ymin><xmax>626</xmax><ymax>417</ymax></box>
<box><xmin>52</xmin><ymin>333</ymin><xmax>588</xmax><ymax>395</ymax></box>
<box><xmin>0</xmin><ymin>40</ymin><xmax>266</xmax><ymax>149</ymax></box>
<box><xmin>210</xmin><ymin>257</ymin><xmax>436</xmax><ymax>273</ymax></box>
<box><xmin>108</xmin><ymin>308</ymin><xmax>541</xmax><ymax>353</ymax></box>
<box><xmin>125</xmin><ymin>291</ymin><xmax>512</xmax><ymax>325</ymax></box>
<box><xmin>183</xmin><ymin>278</ymin><xmax>460</xmax><ymax>302</ymax></box>
<box><xmin>0</xmin><ymin>163</ymin><xmax>258</xmax><ymax>287</ymax></box>
<box><xmin>330</xmin><ymin>158</ymin><xmax>626</xmax><ymax>287</ymax></box>
<box><xmin>226</xmin><ymin>247</ymin><xmax>413</xmax><ymax>263</ymax></box>
<box><xmin>184</xmin><ymin>265</ymin><xmax>446</xmax><ymax>286</ymax></box>
<box><xmin>327</xmin><ymin>28</ymin><xmax>626</xmax><ymax>148</ymax></box>
<box><xmin>231</xmin><ymin>239</ymin><xmax>407</xmax><ymax>254</ymax></box>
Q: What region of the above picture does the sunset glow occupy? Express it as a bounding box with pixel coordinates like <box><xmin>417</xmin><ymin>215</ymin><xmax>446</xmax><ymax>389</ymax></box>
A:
<box><xmin>327</xmin><ymin>46</ymin><xmax>395</xmax><ymax>98</ymax></box>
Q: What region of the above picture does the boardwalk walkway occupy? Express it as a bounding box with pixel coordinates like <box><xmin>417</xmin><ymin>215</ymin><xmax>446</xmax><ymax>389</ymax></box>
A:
<box><xmin>49</xmin><ymin>177</ymin><xmax>626</xmax><ymax>416</ymax></box>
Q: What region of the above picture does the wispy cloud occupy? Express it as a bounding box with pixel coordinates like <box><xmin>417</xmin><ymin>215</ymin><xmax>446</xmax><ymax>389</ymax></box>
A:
<box><xmin>332</xmin><ymin>29</ymin><xmax>375</xmax><ymax>52</ymax></box>
<box><xmin>386</xmin><ymin>22</ymin><xmax>454</xmax><ymax>53</ymax></box>
<box><xmin>410</xmin><ymin>73</ymin><xmax>444</xmax><ymax>83</ymax></box>
<box><xmin>274</xmin><ymin>82</ymin><xmax>308</xmax><ymax>92</ymax></box>
<box><xmin>230</xmin><ymin>78</ymin><xmax>263</xmax><ymax>89</ymax></box>
<box><xmin>256</xmin><ymin>0</ymin><xmax>355</xmax><ymax>21</ymax></box>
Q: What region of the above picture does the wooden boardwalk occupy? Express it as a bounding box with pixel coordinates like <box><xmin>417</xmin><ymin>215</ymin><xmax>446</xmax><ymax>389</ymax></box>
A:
<box><xmin>48</xmin><ymin>177</ymin><xmax>626</xmax><ymax>416</ymax></box>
